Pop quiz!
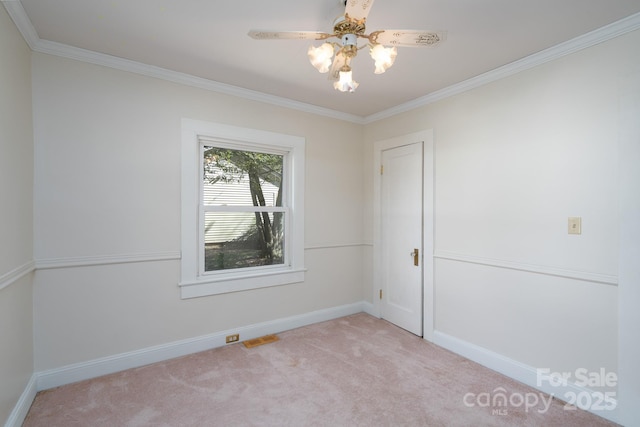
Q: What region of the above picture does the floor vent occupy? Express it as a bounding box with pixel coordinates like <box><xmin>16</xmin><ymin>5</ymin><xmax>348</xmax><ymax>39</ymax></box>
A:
<box><xmin>243</xmin><ymin>334</ymin><xmax>279</xmax><ymax>348</ymax></box>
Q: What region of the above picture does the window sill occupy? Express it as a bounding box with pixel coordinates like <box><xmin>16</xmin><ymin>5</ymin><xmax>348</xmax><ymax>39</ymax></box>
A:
<box><xmin>179</xmin><ymin>268</ymin><xmax>306</xmax><ymax>299</ymax></box>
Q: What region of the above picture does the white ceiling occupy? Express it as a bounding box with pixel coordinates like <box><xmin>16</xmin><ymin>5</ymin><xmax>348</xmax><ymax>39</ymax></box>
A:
<box><xmin>11</xmin><ymin>0</ymin><xmax>640</xmax><ymax>118</ymax></box>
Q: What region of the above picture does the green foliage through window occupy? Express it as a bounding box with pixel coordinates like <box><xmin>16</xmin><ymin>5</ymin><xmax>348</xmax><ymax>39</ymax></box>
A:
<box><xmin>202</xmin><ymin>146</ymin><xmax>285</xmax><ymax>271</ymax></box>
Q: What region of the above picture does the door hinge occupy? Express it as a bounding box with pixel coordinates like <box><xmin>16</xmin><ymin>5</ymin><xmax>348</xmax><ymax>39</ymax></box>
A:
<box><xmin>380</xmin><ymin>164</ymin><xmax>383</xmax><ymax>175</ymax></box>
<box><xmin>379</xmin><ymin>289</ymin><xmax>383</xmax><ymax>299</ymax></box>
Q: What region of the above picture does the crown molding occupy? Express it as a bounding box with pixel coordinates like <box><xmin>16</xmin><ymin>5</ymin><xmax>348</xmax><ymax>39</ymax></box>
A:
<box><xmin>1</xmin><ymin>0</ymin><xmax>365</xmax><ymax>125</ymax></box>
<box><xmin>32</xmin><ymin>39</ymin><xmax>366</xmax><ymax>125</ymax></box>
<box><xmin>4</xmin><ymin>1</ymin><xmax>639</xmax><ymax>125</ymax></box>
<box><xmin>364</xmin><ymin>11</ymin><xmax>640</xmax><ymax>123</ymax></box>
<box><xmin>1</xmin><ymin>0</ymin><xmax>39</xmax><ymax>49</ymax></box>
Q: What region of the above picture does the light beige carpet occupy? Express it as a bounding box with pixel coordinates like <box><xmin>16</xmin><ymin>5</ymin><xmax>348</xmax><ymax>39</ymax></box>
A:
<box><xmin>24</xmin><ymin>313</ymin><xmax>617</xmax><ymax>426</ymax></box>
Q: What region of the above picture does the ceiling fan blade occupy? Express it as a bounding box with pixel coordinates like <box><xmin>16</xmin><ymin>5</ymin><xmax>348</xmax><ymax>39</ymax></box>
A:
<box><xmin>369</xmin><ymin>30</ymin><xmax>446</xmax><ymax>47</ymax></box>
<box><xmin>248</xmin><ymin>30</ymin><xmax>333</xmax><ymax>41</ymax></box>
<box><xmin>328</xmin><ymin>51</ymin><xmax>347</xmax><ymax>81</ymax></box>
<box><xmin>345</xmin><ymin>0</ymin><xmax>376</xmax><ymax>22</ymax></box>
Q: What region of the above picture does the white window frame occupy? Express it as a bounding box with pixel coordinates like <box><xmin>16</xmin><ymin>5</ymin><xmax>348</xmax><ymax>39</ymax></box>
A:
<box><xmin>180</xmin><ymin>119</ymin><xmax>305</xmax><ymax>299</ymax></box>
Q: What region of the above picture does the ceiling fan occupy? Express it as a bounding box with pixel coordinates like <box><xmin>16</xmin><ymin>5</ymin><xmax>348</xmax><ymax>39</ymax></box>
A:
<box><xmin>248</xmin><ymin>0</ymin><xmax>446</xmax><ymax>92</ymax></box>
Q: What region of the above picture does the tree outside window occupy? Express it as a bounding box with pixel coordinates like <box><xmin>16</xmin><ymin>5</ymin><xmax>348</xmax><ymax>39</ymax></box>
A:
<box><xmin>202</xmin><ymin>146</ymin><xmax>286</xmax><ymax>272</ymax></box>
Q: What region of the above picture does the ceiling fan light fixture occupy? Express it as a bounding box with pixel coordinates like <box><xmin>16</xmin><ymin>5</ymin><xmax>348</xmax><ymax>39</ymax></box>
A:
<box><xmin>333</xmin><ymin>66</ymin><xmax>359</xmax><ymax>92</ymax></box>
<box><xmin>308</xmin><ymin>43</ymin><xmax>335</xmax><ymax>73</ymax></box>
<box><xmin>249</xmin><ymin>0</ymin><xmax>446</xmax><ymax>92</ymax></box>
<box><xmin>370</xmin><ymin>44</ymin><xmax>397</xmax><ymax>74</ymax></box>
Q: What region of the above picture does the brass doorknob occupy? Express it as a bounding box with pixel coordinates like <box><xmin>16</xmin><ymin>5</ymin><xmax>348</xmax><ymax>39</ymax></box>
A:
<box><xmin>411</xmin><ymin>248</ymin><xmax>419</xmax><ymax>266</ymax></box>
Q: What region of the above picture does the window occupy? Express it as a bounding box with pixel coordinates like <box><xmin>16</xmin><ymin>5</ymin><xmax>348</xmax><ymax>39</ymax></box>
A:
<box><xmin>180</xmin><ymin>119</ymin><xmax>305</xmax><ymax>299</ymax></box>
<box><xmin>202</xmin><ymin>146</ymin><xmax>286</xmax><ymax>272</ymax></box>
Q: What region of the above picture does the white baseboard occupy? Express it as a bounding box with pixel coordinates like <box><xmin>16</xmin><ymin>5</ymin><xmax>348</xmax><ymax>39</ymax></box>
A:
<box><xmin>361</xmin><ymin>301</ymin><xmax>375</xmax><ymax>317</ymax></box>
<box><xmin>36</xmin><ymin>301</ymin><xmax>367</xmax><ymax>391</ymax></box>
<box><xmin>433</xmin><ymin>331</ymin><xmax>620</xmax><ymax>424</ymax></box>
<box><xmin>18</xmin><ymin>306</ymin><xmax>620</xmax><ymax>425</ymax></box>
<box><xmin>4</xmin><ymin>374</ymin><xmax>37</xmax><ymax>427</ymax></box>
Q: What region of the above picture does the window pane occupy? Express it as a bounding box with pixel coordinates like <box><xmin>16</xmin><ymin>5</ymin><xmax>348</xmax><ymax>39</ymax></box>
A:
<box><xmin>204</xmin><ymin>211</ymin><xmax>285</xmax><ymax>271</ymax></box>
<box><xmin>203</xmin><ymin>146</ymin><xmax>283</xmax><ymax>207</ymax></box>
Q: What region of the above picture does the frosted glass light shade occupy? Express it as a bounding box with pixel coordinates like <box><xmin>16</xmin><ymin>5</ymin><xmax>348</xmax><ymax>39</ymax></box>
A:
<box><xmin>333</xmin><ymin>69</ymin><xmax>359</xmax><ymax>92</ymax></box>
<box><xmin>308</xmin><ymin>43</ymin><xmax>334</xmax><ymax>73</ymax></box>
<box><xmin>370</xmin><ymin>44</ymin><xmax>397</xmax><ymax>74</ymax></box>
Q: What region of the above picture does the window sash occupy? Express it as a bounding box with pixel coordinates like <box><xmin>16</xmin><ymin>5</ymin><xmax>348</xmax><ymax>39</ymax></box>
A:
<box><xmin>199</xmin><ymin>142</ymin><xmax>290</xmax><ymax>202</ymax></box>
<box><xmin>201</xmin><ymin>143</ymin><xmax>287</xmax><ymax>208</ymax></box>
<box><xmin>198</xmin><ymin>206</ymin><xmax>291</xmax><ymax>276</ymax></box>
<box><xmin>198</xmin><ymin>142</ymin><xmax>291</xmax><ymax>277</ymax></box>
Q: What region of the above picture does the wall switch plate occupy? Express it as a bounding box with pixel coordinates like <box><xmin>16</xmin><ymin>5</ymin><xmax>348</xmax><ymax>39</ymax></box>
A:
<box><xmin>568</xmin><ymin>217</ymin><xmax>582</xmax><ymax>235</ymax></box>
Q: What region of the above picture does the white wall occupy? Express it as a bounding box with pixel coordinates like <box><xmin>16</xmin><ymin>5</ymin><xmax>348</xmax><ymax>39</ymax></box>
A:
<box><xmin>9</xmin><ymin>8</ymin><xmax>639</xmax><ymax>424</ymax></box>
<box><xmin>31</xmin><ymin>53</ymin><xmax>365</xmax><ymax>371</ymax></box>
<box><xmin>617</xmin><ymin>50</ymin><xmax>640</xmax><ymax>426</ymax></box>
<box><xmin>0</xmin><ymin>5</ymin><xmax>34</xmax><ymax>425</ymax></box>
<box><xmin>364</xmin><ymin>28</ymin><xmax>640</xmax><ymax>419</ymax></box>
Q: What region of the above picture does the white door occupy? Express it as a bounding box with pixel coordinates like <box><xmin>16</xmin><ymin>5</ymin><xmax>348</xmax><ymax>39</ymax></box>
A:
<box><xmin>380</xmin><ymin>142</ymin><xmax>423</xmax><ymax>336</ymax></box>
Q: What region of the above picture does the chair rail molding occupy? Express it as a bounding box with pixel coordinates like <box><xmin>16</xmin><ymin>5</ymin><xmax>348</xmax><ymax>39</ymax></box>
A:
<box><xmin>434</xmin><ymin>250</ymin><xmax>618</xmax><ymax>286</ymax></box>
<box><xmin>35</xmin><ymin>251</ymin><xmax>181</xmax><ymax>270</ymax></box>
<box><xmin>0</xmin><ymin>260</ymin><xmax>35</xmax><ymax>291</ymax></box>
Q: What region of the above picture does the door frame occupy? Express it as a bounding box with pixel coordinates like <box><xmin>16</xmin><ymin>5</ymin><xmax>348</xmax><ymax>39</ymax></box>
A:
<box><xmin>373</xmin><ymin>130</ymin><xmax>435</xmax><ymax>341</ymax></box>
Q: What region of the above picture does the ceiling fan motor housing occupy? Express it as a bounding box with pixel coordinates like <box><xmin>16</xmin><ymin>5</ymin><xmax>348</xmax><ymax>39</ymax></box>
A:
<box><xmin>341</xmin><ymin>33</ymin><xmax>358</xmax><ymax>57</ymax></box>
<box><xmin>333</xmin><ymin>13</ymin><xmax>366</xmax><ymax>35</ymax></box>
<box><xmin>341</xmin><ymin>33</ymin><xmax>357</xmax><ymax>46</ymax></box>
